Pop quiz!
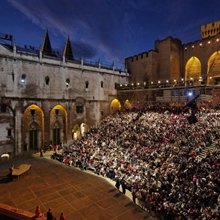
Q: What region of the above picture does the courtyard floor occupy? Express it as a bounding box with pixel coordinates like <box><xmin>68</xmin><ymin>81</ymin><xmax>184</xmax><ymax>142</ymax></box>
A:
<box><xmin>0</xmin><ymin>154</ymin><xmax>157</xmax><ymax>220</ymax></box>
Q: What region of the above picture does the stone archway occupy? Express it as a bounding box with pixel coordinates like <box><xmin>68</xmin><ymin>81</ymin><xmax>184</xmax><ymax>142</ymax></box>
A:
<box><xmin>185</xmin><ymin>56</ymin><xmax>201</xmax><ymax>85</ymax></box>
<box><xmin>110</xmin><ymin>99</ymin><xmax>121</xmax><ymax>114</ymax></box>
<box><xmin>207</xmin><ymin>51</ymin><xmax>220</xmax><ymax>85</ymax></box>
<box><xmin>23</xmin><ymin>104</ymin><xmax>44</xmax><ymax>152</ymax></box>
<box><xmin>124</xmin><ymin>99</ymin><xmax>132</xmax><ymax>110</ymax></box>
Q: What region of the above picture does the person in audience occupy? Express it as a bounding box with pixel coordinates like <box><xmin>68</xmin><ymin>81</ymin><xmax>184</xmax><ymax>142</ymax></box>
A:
<box><xmin>115</xmin><ymin>177</ymin><xmax>120</xmax><ymax>190</ymax></box>
<box><xmin>47</xmin><ymin>208</ymin><xmax>55</xmax><ymax>220</ymax></box>
<box><xmin>35</xmin><ymin>205</ymin><xmax>43</xmax><ymax>218</ymax></box>
<box><xmin>59</xmin><ymin>212</ymin><xmax>66</xmax><ymax>220</ymax></box>
<box><xmin>121</xmin><ymin>178</ymin><xmax>127</xmax><ymax>194</ymax></box>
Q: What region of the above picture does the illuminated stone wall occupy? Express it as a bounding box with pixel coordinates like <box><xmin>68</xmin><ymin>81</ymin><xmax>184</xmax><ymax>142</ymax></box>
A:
<box><xmin>125</xmin><ymin>50</ymin><xmax>158</xmax><ymax>83</ymax></box>
<box><xmin>0</xmin><ymin>44</ymin><xmax>128</xmax><ymax>155</ymax></box>
<box><xmin>183</xmin><ymin>34</ymin><xmax>220</xmax><ymax>85</ymax></box>
<box><xmin>125</xmin><ymin>37</ymin><xmax>182</xmax><ymax>85</ymax></box>
<box><xmin>125</xmin><ymin>32</ymin><xmax>220</xmax><ymax>86</ymax></box>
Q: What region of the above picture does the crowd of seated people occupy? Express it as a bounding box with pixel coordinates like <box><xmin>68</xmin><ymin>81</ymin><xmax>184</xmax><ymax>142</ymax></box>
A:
<box><xmin>52</xmin><ymin>104</ymin><xmax>220</xmax><ymax>219</ymax></box>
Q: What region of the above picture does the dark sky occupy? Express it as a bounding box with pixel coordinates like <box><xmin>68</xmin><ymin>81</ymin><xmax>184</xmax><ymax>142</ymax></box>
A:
<box><xmin>0</xmin><ymin>0</ymin><xmax>220</xmax><ymax>68</ymax></box>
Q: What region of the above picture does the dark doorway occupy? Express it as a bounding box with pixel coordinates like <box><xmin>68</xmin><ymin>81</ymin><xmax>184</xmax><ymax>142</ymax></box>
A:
<box><xmin>29</xmin><ymin>129</ymin><xmax>38</xmax><ymax>151</ymax></box>
<box><xmin>53</xmin><ymin>128</ymin><xmax>60</xmax><ymax>145</ymax></box>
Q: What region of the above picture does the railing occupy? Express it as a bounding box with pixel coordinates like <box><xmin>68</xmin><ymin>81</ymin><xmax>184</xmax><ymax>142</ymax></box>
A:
<box><xmin>117</xmin><ymin>82</ymin><xmax>220</xmax><ymax>90</ymax></box>
<box><xmin>75</xmin><ymin>56</ymin><xmax>125</xmax><ymax>72</ymax></box>
<box><xmin>2</xmin><ymin>41</ymin><xmax>126</xmax><ymax>73</ymax></box>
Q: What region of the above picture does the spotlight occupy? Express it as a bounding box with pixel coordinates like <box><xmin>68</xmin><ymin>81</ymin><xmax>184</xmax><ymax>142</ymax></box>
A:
<box><xmin>188</xmin><ymin>91</ymin><xmax>193</xmax><ymax>97</ymax></box>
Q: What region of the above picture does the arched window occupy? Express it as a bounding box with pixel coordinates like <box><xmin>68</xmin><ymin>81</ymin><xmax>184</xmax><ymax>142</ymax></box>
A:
<box><xmin>66</xmin><ymin>78</ymin><xmax>70</xmax><ymax>87</ymax></box>
<box><xmin>85</xmin><ymin>81</ymin><xmax>89</xmax><ymax>89</ymax></box>
<box><xmin>76</xmin><ymin>105</ymin><xmax>83</xmax><ymax>114</ymax></box>
<box><xmin>207</xmin><ymin>51</ymin><xmax>220</xmax><ymax>85</ymax></box>
<box><xmin>45</xmin><ymin>76</ymin><xmax>50</xmax><ymax>85</ymax></box>
<box><xmin>21</xmin><ymin>73</ymin><xmax>26</xmax><ymax>84</ymax></box>
<box><xmin>185</xmin><ymin>56</ymin><xmax>201</xmax><ymax>85</ymax></box>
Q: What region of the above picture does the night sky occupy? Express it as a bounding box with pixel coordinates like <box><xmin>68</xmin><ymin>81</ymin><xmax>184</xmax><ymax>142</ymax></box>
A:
<box><xmin>0</xmin><ymin>0</ymin><xmax>220</xmax><ymax>68</ymax></box>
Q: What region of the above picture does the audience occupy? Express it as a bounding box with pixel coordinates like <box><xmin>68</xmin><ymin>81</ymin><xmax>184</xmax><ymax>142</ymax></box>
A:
<box><xmin>52</xmin><ymin>103</ymin><xmax>220</xmax><ymax>219</ymax></box>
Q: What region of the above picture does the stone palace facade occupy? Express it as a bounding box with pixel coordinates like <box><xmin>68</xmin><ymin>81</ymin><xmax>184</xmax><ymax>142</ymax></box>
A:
<box><xmin>0</xmin><ymin>32</ymin><xmax>128</xmax><ymax>156</ymax></box>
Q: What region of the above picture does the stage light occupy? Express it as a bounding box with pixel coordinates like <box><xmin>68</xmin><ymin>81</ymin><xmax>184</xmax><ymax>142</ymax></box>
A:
<box><xmin>188</xmin><ymin>91</ymin><xmax>193</xmax><ymax>97</ymax></box>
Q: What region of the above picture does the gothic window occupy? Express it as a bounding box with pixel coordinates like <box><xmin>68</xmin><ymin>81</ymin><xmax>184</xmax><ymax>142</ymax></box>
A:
<box><xmin>114</xmin><ymin>83</ymin><xmax>118</xmax><ymax>89</ymax></box>
<box><xmin>76</xmin><ymin>105</ymin><xmax>83</xmax><ymax>114</ymax></box>
<box><xmin>12</xmin><ymin>71</ymin><xmax>14</xmax><ymax>82</ymax></box>
<box><xmin>7</xmin><ymin>128</ymin><xmax>12</xmax><ymax>137</ymax></box>
<box><xmin>85</xmin><ymin>81</ymin><xmax>89</xmax><ymax>89</ymax></box>
<box><xmin>45</xmin><ymin>76</ymin><xmax>50</xmax><ymax>85</ymax></box>
<box><xmin>21</xmin><ymin>73</ymin><xmax>26</xmax><ymax>83</ymax></box>
<box><xmin>66</xmin><ymin>78</ymin><xmax>70</xmax><ymax>87</ymax></box>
